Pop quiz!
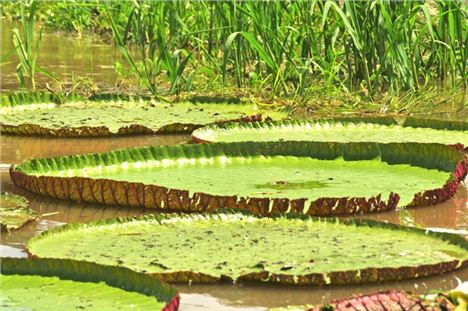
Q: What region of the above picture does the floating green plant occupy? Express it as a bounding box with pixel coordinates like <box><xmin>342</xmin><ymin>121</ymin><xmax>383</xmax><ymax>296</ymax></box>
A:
<box><xmin>1</xmin><ymin>257</ymin><xmax>179</xmax><ymax>310</ymax></box>
<box><xmin>27</xmin><ymin>212</ymin><xmax>468</xmax><ymax>285</ymax></box>
<box><xmin>0</xmin><ymin>192</ymin><xmax>36</xmax><ymax>232</ymax></box>
<box><xmin>10</xmin><ymin>141</ymin><xmax>467</xmax><ymax>216</ymax></box>
<box><xmin>0</xmin><ymin>93</ymin><xmax>285</xmax><ymax>137</ymax></box>
<box><xmin>192</xmin><ymin>117</ymin><xmax>468</xmax><ymax>146</ymax></box>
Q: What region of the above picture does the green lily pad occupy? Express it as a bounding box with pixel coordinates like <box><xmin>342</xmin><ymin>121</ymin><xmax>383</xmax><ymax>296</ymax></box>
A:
<box><xmin>0</xmin><ymin>192</ymin><xmax>36</xmax><ymax>231</ymax></box>
<box><xmin>0</xmin><ymin>93</ymin><xmax>286</xmax><ymax>136</ymax></box>
<box><xmin>192</xmin><ymin>118</ymin><xmax>468</xmax><ymax>146</ymax></box>
<box><xmin>10</xmin><ymin>141</ymin><xmax>467</xmax><ymax>215</ymax></box>
<box><xmin>27</xmin><ymin>213</ymin><xmax>468</xmax><ymax>285</ymax></box>
<box><xmin>1</xmin><ymin>257</ymin><xmax>179</xmax><ymax>310</ymax></box>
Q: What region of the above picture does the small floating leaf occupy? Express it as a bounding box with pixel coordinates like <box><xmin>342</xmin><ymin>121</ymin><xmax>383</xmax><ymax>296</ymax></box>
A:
<box><xmin>0</xmin><ymin>192</ymin><xmax>36</xmax><ymax>232</ymax></box>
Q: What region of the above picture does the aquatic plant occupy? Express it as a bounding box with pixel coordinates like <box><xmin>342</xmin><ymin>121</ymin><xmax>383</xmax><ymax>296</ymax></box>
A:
<box><xmin>0</xmin><ymin>192</ymin><xmax>36</xmax><ymax>232</ymax></box>
<box><xmin>5</xmin><ymin>0</ymin><xmax>465</xmax><ymax>95</ymax></box>
<box><xmin>277</xmin><ymin>289</ymin><xmax>463</xmax><ymax>311</ymax></box>
<box><xmin>12</xmin><ymin>1</ymin><xmax>56</xmax><ymax>90</ymax></box>
<box><xmin>105</xmin><ymin>2</ymin><xmax>192</xmax><ymax>95</ymax></box>
<box><xmin>9</xmin><ymin>141</ymin><xmax>467</xmax><ymax>214</ymax></box>
<box><xmin>192</xmin><ymin>117</ymin><xmax>468</xmax><ymax>147</ymax></box>
<box><xmin>27</xmin><ymin>212</ymin><xmax>468</xmax><ymax>285</ymax></box>
<box><xmin>1</xmin><ymin>257</ymin><xmax>179</xmax><ymax>310</ymax></box>
<box><xmin>0</xmin><ymin>93</ymin><xmax>276</xmax><ymax>136</ymax></box>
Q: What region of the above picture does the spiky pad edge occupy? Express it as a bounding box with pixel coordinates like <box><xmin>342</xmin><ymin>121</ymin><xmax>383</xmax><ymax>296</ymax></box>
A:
<box><xmin>1</xmin><ymin>257</ymin><xmax>180</xmax><ymax>311</ymax></box>
<box><xmin>26</xmin><ymin>213</ymin><xmax>468</xmax><ymax>286</ymax></box>
<box><xmin>192</xmin><ymin>117</ymin><xmax>396</xmax><ymax>144</ymax></box>
<box><xmin>192</xmin><ymin>117</ymin><xmax>468</xmax><ymax>146</ymax></box>
<box><xmin>10</xmin><ymin>142</ymin><xmax>467</xmax><ymax>216</ymax></box>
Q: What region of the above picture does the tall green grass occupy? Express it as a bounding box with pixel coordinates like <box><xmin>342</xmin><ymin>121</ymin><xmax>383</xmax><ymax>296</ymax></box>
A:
<box><xmin>12</xmin><ymin>1</ymin><xmax>56</xmax><ymax>90</ymax></box>
<box><xmin>5</xmin><ymin>0</ymin><xmax>467</xmax><ymax>96</ymax></box>
<box><xmin>105</xmin><ymin>2</ymin><xmax>192</xmax><ymax>95</ymax></box>
<box><xmin>105</xmin><ymin>0</ymin><xmax>467</xmax><ymax>96</ymax></box>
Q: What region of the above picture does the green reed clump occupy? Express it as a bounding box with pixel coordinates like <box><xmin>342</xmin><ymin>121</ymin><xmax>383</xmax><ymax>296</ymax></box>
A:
<box><xmin>4</xmin><ymin>0</ymin><xmax>466</xmax><ymax>96</ymax></box>
<box><xmin>103</xmin><ymin>0</ymin><xmax>466</xmax><ymax>96</ymax></box>
<box><xmin>12</xmin><ymin>1</ymin><xmax>56</xmax><ymax>90</ymax></box>
<box><xmin>106</xmin><ymin>1</ymin><xmax>192</xmax><ymax>95</ymax></box>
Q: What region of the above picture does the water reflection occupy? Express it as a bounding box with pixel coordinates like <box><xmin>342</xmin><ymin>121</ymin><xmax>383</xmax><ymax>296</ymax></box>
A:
<box><xmin>0</xmin><ymin>134</ymin><xmax>189</xmax><ymax>164</ymax></box>
<box><xmin>1</xmin><ymin>21</ymin><xmax>118</xmax><ymax>90</ymax></box>
<box><xmin>360</xmin><ymin>184</ymin><xmax>468</xmax><ymax>232</ymax></box>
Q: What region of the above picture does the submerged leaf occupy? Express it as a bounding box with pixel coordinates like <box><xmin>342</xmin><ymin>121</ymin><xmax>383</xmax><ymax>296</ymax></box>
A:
<box><xmin>0</xmin><ymin>192</ymin><xmax>36</xmax><ymax>232</ymax></box>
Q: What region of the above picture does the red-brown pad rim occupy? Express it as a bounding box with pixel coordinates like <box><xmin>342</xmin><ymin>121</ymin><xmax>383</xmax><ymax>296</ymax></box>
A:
<box><xmin>9</xmin><ymin>141</ymin><xmax>467</xmax><ymax>216</ymax></box>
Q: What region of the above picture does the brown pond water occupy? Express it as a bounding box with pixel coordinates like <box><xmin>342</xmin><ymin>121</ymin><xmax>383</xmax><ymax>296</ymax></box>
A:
<box><xmin>1</xmin><ymin>19</ymin><xmax>467</xmax><ymax>311</ymax></box>
<box><xmin>1</xmin><ymin>20</ymin><xmax>118</xmax><ymax>90</ymax></box>
<box><xmin>1</xmin><ymin>134</ymin><xmax>467</xmax><ymax>311</ymax></box>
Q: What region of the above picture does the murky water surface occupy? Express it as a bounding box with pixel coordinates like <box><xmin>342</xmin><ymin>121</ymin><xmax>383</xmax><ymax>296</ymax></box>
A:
<box><xmin>1</xmin><ymin>21</ymin><xmax>118</xmax><ymax>90</ymax></box>
<box><xmin>1</xmin><ymin>19</ymin><xmax>467</xmax><ymax>311</ymax></box>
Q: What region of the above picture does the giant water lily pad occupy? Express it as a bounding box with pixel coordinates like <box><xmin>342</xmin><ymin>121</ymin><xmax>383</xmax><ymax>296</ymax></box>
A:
<box><xmin>10</xmin><ymin>141</ymin><xmax>467</xmax><ymax>216</ymax></box>
<box><xmin>0</xmin><ymin>93</ymin><xmax>285</xmax><ymax>136</ymax></box>
<box><xmin>192</xmin><ymin>118</ymin><xmax>468</xmax><ymax>146</ymax></box>
<box><xmin>1</xmin><ymin>257</ymin><xmax>179</xmax><ymax>310</ymax></box>
<box><xmin>27</xmin><ymin>213</ymin><xmax>468</xmax><ymax>285</ymax></box>
<box><xmin>273</xmin><ymin>290</ymin><xmax>459</xmax><ymax>311</ymax></box>
<box><xmin>0</xmin><ymin>192</ymin><xmax>36</xmax><ymax>231</ymax></box>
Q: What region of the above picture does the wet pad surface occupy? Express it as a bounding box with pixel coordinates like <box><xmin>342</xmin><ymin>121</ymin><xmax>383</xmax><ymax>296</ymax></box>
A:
<box><xmin>1</xmin><ymin>274</ymin><xmax>165</xmax><ymax>310</ymax></box>
<box><xmin>1</xmin><ymin>100</ymin><xmax>272</xmax><ymax>134</ymax></box>
<box><xmin>195</xmin><ymin>121</ymin><xmax>468</xmax><ymax>145</ymax></box>
<box><xmin>28</xmin><ymin>214</ymin><xmax>468</xmax><ymax>282</ymax></box>
<box><xmin>53</xmin><ymin>156</ymin><xmax>450</xmax><ymax>206</ymax></box>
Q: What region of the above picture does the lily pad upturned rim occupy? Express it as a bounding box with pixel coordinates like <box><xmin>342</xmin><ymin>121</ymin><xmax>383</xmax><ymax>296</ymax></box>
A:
<box><xmin>191</xmin><ymin>117</ymin><xmax>468</xmax><ymax>147</ymax></box>
<box><xmin>10</xmin><ymin>141</ymin><xmax>468</xmax><ymax>217</ymax></box>
<box><xmin>0</xmin><ymin>92</ymin><xmax>263</xmax><ymax>137</ymax></box>
<box><xmin>0</xmin><ymin>192</ymin><xmax>36</xmax><ymax>232</ymax></box>
<box><xmin>1</xmin><ymin>257</ymin><xmax>180</xmax><ymax>311</ymax></box>
<box><xmin>26</xmin><ymin>211</ymin><xmax>468</xmax><ymax>286</ymax></box>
